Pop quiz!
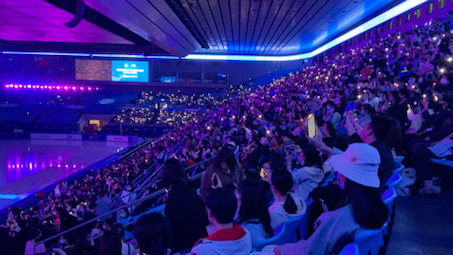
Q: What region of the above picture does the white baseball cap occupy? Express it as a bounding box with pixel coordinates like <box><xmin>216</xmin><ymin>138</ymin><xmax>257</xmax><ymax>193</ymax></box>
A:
<box><xmin>330</xmin><ymin>143</ymin><xmax>381</xmax><ymax>188</ymax></box>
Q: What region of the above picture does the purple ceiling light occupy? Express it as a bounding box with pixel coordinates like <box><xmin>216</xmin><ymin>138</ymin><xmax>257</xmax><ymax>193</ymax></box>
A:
<box><xmin>4</xmin><ymin>84</ymin><xmax>99</xmax><ymax>91</ymax></box>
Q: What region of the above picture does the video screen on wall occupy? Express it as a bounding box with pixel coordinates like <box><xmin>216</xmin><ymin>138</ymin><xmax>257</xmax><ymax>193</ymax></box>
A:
<box><xmin>75</xmin><ymin>59</ymin><xmax>149</xmax><ymax>83</ymax></box>
<box><xmin>75</xmin><ymin>59</ymin><xmax>111</xmax><ymax>81</ymax></box>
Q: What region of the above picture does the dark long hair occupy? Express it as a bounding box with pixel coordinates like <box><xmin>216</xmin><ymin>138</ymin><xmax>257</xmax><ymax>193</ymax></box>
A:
<box><xmin>336</xmin><ymin>179</ymin><xmax>388</xmax><ymax>229</ymax></box>
<box><xmin>269</xmin><ymin>153</ymin><xmax>286</xmax><ymax>172</ymax></box>
<box><xmin>300</xmin><ymin>144</ymin><xmax>322</xmax><ymax>168</ymax></box>
<box><xmin>362</xmin><ymin>103</ymin><xmax>375</xmax><ymax>116</ymax></box>
<box><xmin>99</xmin><ymin>230</ymin><xmax>122</xmax><ymax>255</ymax></box>
<box><xmin>161</xmin><ymin>158</ymin><xmax>188</xmax><ymax>188</ymax></box>
<box><xmin>384</xmin><ymin>117</ymin><xmax>404</xmax><ymax>156</ymax></box>
<box><xmin>271</xmin><ymin>170</ymin><xmax>297</xmax><ymax>214</ymax></box>
<box><xmin>237</xmin><ymin>178</ymin><xmax>273</xmax><ymax>238</ymax></box>
<box><xmin>213</xmin><ymin>147</ymin><xmax>237</xmax><ymax>170</ymax></box>
<box><xmin>134</xmin><ymin>213</ymin><xmax>172</xmax><ymax>255</ymax></box>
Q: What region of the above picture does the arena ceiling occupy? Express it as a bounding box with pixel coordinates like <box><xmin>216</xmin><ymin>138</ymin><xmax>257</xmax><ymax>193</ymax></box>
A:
<box><xmin>0</xmin><ymin>0</ymin><xmax>408</xmax><ymax>57</ymax></box>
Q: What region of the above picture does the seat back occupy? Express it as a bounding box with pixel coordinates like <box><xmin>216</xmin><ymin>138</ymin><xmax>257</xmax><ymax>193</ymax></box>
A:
<box><xmin>354</xmin><ymin>223</ymin><xmax>387</xmax><ymax>255</ymax></box>
<box><xmin>394</xmin><ymin>156</ymin><xmax>404</xmax><ymax>164</ymax></box>
<box><xmin>381</xmin><ymin>188</ymin><xmax>397</xmax><ymax>217</ymax></box>
<box><xmin>280</xmin><ymin>214</ymin><xmax>304</xmax><ymax>244</ymax></box>
<box><xmin>322</xmin><ymin>171</ymin><xmax>336</xmax><ymax>187</ymax></box>
<box><xmin>339</xmin><ymin>243</ymin><xmax>359</xmax><ymax>255</ymax></box>
<box><xmin>298</xmin><ymin>199</ymin><xmax>313</xmax><ymax>240</ymax></box>
<box><xmin>393</xmin><ymin>162</ymin><xmax>404</xmax><ymax>174</ymax></box>
<box><xmin>385</xmin><ymin>173</ymin><xmax>403</xmax><ymax>188</ymax></box>
<box><xmin>253</xmin><ymin>225</ymin><xmax>286</xmax><ymax>251</ymax></box>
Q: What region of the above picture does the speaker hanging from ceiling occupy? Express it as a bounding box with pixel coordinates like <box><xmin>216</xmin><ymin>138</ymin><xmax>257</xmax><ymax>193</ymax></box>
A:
<box><xmin>64</xmin><ymin>0</ymin><xmax>85</xmax><ymax>28</ymax></box>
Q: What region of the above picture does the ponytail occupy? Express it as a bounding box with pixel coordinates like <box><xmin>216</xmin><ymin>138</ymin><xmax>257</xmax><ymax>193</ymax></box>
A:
<box><xmin>271</xmin><ymin>170</ymin><xmax>298</xmax><ymax>214</ymax></box>
<box><xmin>283</xmin><ymin>192</ymin><xmax>297</xmax><ymax>214</ymax></box>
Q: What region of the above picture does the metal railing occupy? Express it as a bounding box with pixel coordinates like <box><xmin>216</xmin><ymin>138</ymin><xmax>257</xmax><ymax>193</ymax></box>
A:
<box><xmin>34</xmin><ymin>167</ymin><xmax>208</xmax><ymax>253</ymax></box>
<box><xmin>33</xmin><ymin>185</ymin><xmax>167</xmax><ymax>253</ymax></box>
<box><xmin>112</xmin><ymin>139</ymin><xmax>187</xmax><ymax>208</ymax></box>
<box><xmin>131</xmin><ymin>138</ymin><xmax>186</xmax><ymax>187</ymax></box>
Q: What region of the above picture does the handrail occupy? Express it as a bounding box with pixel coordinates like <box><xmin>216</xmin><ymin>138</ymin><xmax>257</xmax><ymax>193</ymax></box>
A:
<box><xmin>119</xmin><ymin>170</ymin><xmax>206</xmax><ymax>228</ymax></box>
<box><xmin>131</xmin><ymin>162</ymin><xmax>156</xmax><ymax>185</ymax></box>
<box><xmin>132</xmin><ymin>138</ymin><xmax>186</xmax><ymax>187</ymax></box>
<box><xmin>34</xmin><ymin>186</ymin><xmax>167</xmax><ymax>250</ymax></box>
<box><xmin>34</xmin><ymin>169</ymin><xmax>207</xmax><ymax>252</ymax></box>
<box><xmin>184</xmin><ymin>156</ymin><xmax>214</xmax><ymax>171</ymax></box>
<box><xmin>111</xmin><ymin>139</ymin><xmax>186</xmax><ymax>208</ymax></box>
<box><xmin>133</xmin><ymin>155</ymin><xmax>213</xmax><ymax>201</ymax></box>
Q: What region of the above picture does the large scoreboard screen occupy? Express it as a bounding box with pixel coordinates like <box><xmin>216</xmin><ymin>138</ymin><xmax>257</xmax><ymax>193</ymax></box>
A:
<box><xmin>76</xmin><ymin>59</ymin><xmax>149</xmax><ymax>83</ymax></box>
<box><xmin>111</xmin><ymin>60</ymin><xmax>149</xmax><ymax>82</ymax></box>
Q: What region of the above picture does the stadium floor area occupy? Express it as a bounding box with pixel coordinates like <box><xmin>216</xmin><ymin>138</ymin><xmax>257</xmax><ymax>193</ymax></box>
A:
<box><xmin>0</xmin><ymin>139</ymin><xmax>133</xmax><ymax>211</ymax></box>
<box><xmin>387</xmin><ymin>190</ymin><xmax>453</xmax><ymax>255</ymax></box>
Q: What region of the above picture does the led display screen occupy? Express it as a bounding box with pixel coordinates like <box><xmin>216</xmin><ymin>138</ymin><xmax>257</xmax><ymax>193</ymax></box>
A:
<box><xmin>111</xmin><ymin>60</ymin><xmax>149</xmax><ymax>82</ymax></box>
<box><xmin>75</xmin><ymin>59</ymin><xmax>149</xmax><ymax>83</ymax></box>
<box><xmin>75</xmin><ymin>59</ymin><xmax>111</xmax><ymax>81</ymax></box>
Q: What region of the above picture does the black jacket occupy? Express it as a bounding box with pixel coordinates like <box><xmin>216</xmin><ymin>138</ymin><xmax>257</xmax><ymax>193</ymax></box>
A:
<box><xmin>164</xmin><ymin>182</ymin><xmax>208</xmax><ymax>252</ymax></box>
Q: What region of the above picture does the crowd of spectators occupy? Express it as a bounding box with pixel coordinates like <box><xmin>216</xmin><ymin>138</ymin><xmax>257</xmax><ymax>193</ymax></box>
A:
<box><xmin>112</xmin><ymin>108</ymin><xmax>157</xmax><ymax>125</ymax></box>
<box><xmin>3</xmin><ymin>16</ymin><xmax>453</xmax><ymax>255</ymax></box>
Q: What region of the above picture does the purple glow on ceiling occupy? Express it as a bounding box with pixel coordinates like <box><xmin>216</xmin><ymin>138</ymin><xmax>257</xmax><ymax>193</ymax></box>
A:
<box><xmin>0</xmin><ymin>0</ymin><xmax>133</xmax><ymax>44</ymax></box>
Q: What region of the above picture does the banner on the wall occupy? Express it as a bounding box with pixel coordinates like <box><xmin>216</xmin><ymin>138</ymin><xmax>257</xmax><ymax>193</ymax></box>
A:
<box><xmin>106</xmin><ymin>135</ymin><xmax>130</xmax><ymax>143</ymax></box>
<box><xmin>31</xmin><ymin>133</ymin><xmax>82</xmax><ymax>140</ymax></box>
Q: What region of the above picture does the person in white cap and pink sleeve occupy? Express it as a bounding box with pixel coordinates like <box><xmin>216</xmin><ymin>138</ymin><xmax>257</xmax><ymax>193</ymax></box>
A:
<box><xmin>266</xmin><ymin>142</ymin><xmax>389</xmax><ymax>255</ymax></box>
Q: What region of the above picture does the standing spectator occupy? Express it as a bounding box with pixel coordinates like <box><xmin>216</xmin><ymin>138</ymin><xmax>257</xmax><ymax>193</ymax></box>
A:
<box><xmin>99</xmin><ymin>230</ymin><xmax>122</xmax><ymax>255</ymax></box>
<box><xmin>111</xmin><ymin>224</ymin><xmax>135</xmax><ymax>255</ymax></box>
<box><xmin>200</xmin><ymin>147</ymin><xmax>245</xmax><ymax>201</ymax></box>
<box><xmin>161</xmin><ymin>158</ymin><xmax>208</xmax><ymax>254</ymax></box>
<box><xmin>56</xmin><ymin>207</ymin><xmax>77</xmax><ymax>232</ymax></box>
<box><xmin>103</xmin><ymin>218</ymin><xmax>114</xmax><ymax>232</ymax></box>
<box><xmin>96</xmin><ymin>191</ymin><xmax>112</xmax><ymax>220</ymax></box>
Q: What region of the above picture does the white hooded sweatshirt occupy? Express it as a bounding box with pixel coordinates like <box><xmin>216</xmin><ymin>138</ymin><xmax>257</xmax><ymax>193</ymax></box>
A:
<box><xmin>189</xmin><ymin>224</ymin><xmax>252</xmax><ymax>255</ymax></box>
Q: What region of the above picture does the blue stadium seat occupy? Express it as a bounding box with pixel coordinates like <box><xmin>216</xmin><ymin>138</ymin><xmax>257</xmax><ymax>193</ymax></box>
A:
<box><xmin>252</xmin><ymin>199</ymin><xmax>312</xmax><ymax>251</ymax></box>
<box><xmin>321</xmin><ymin>172</ymin><xmax>336</xmax><ymax>187</ymax></box>
<box><xmin>354</xmin><ymin>223</ymin><xmax>387</xmax><ymax>255</ymax></box>
<box><xmin>385</xmin><ymin>173</ymin><xmax>402</xmax><ymax>188</ymax></box>
<box><xmin>278</xmin><ymin>213</ymin><xmax>305</xmax><ymax>244</ymax></box>
<box><xmin>253</xmin><ymin>225</ymin><xmax>286</xmax><ymax>252</ymax></box>
<box><xmin>298</xmin><ymin>199</ymin><xmax>313</xmax><ymax>240</ymax></box>
<box><xmin>393</xmin><ymin>162</ymin><xmax>404</xmax><ymax>174</ymax></box>
<box><xmin>339</xmin><ymin>243</ymin><xmax>359</xmax><ymax>255</ymax></box>
<box><xmin>0</xmin><ymin>106</ymin><xmax>42</xmax><ymax>122</ymax></box>
<box><xmin>430</xmin><ymin>158</ymin><xmax>453</xmax><ymax>168</ymax></box>
<box><xmin>381</xmin><ymin>188</ymin><xmax>397</xmax><ymax>235</ymax></box>
<box><xmin>381</xmin><ymin>188</ymin><xmax>397</xmax><ymax>216</ymax></box>
<box><xmin>394</xmin><ymin>156</ymin><xmax>404</xmax><ymax>164</ymax></box>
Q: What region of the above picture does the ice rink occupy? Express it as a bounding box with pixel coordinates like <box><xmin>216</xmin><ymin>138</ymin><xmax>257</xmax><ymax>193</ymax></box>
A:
<box><xmin>0</xmin><ymin>139</ymin><xmax>133</xmax><ymax>211</ymax></box>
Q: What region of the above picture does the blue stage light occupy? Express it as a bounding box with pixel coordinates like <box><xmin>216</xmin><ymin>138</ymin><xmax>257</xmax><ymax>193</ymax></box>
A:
<box><xmin>1</xmin><ymin>0</ymin><xmax>427</xmax><ymax>61</ymax></box>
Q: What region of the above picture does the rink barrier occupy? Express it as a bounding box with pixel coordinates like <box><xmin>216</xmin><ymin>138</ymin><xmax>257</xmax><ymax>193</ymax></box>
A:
<box><xmin>0</xmin><ymin>132</ymin><xmax>143</xmax><ymax>144</ymax></box>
